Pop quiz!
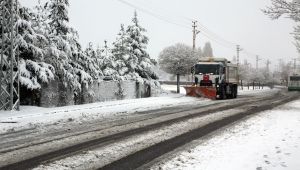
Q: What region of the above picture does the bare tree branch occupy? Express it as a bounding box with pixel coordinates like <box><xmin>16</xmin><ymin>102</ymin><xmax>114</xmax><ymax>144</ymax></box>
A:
<box><xmin>264</xmin><ymin>0</ymin><xmax>300</xmax><ymax>52</ymax></box>
<box><xmin>263</xmin><ymin>0</ymin><xmax>300</xmax><ymax>21</ymax></box>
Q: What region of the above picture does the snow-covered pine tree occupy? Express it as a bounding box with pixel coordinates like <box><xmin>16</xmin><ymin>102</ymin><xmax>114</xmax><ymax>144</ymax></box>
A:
<box><xmin>202</xmin><ymin>42</ymin><xmax>214</xmax><ymax>58</ymax></box>
<box><xmin>83</xmin><ymin>42</ymin><xmax>103</xmax><ymax>80</ymax></box>
<box><xmin>47</xmin><ymin>0</ymin><xmax>69</xmax><ymax>36</ymax></box>
<box><xmin>97</xmin><ymin>41</ymin><xmax>119</xmax><ymax>79</ymax></box>
<box><xmin>18</xmin><ymin>6</ymin><xmax>55</xmax><ymax>89</ymax></box>
<box><xmin>111</xmin><ymin>24</ymin><xmax>131</xmax><ymax>77</ymax></box>
<box><xmin>125</xmin><ymin>11</ymin><xmax>158</xmax><ymax>80</ymax></box>
<box><xmin>45</xmin><ymin>0</ymin><xmax>92</xmax><ymax>91</ymax></box>
<box><xmin>0</xmin><ymin>1</ymin><xmax>55</xmax><ymax>90</ymax></box>
<box><xmin>31</xmin><ymin>0</ymin><xmax>50</xmax><ymax>37</ymax></box>
<box><xmin>196</xmin><ymin>46</ymin><xmax>203</xmax><ymax>59</ymax></box>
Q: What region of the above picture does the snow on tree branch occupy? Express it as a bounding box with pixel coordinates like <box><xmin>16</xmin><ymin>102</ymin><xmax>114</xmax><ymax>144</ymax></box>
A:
<box><xmin>263</xmin><ymin>0</ymin><xmax>300</xmax><ymax>21</ymax></box>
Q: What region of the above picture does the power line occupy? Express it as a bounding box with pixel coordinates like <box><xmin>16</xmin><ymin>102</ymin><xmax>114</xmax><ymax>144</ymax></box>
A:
<box><xmin>115</xmin><ymin>0</ymin><xmax>263</xmax><ymax>59</ymax></box>
<box><xmin>115</xmin><ymin>0</ymin><xmax>236</xmax><ymax>49</ymax></box>
<box><xmin>129</xmin><ymin>0</ymin><xmax>192</xmax><ymax>25</ymax></box>
<box><xmin>200</xmin><ymin>32</ymin><xmax>235</xmax><ymax>50</ymax></box>
<box><xmin>114</xmin><ymin>0</ymin><xmax>191</xmax><ymax>30</ymax></box>
<box><xmin>194</xmin><ymin>20</ymin><xmax>236</xmax><ymax>47</ymax></box>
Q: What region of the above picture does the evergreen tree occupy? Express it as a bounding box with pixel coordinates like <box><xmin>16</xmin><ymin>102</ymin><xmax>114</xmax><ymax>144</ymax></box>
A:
<box><xmin>18</xmin><ymin>6</ymin><xmax>55</xmax><ymax>89</ymax></box>
<box><xmin>196</xmin><ymin>46</ymin><xmax>203</xmax><ymax>59</ymax></box>
<box><xmin>125</xmin><ymin>11</ymin><xmax>158</xmax><ymax>79</ymax></box>
<box><xmin>47</xmin><ymin>0</ymin><xmax>70</xmax><ymax>36</ymax></box>
<box><xmin>45</xmin><ymin>0</ymin><xmax>92</xmax><ymax>90</ymax></box>
<box><xmin>111</xmin><ymin>24</ymin><xmax>130</xmax><ymax>76</ymax></box>
<box><xmin>0</xmin><ymin>1</ymin><xmax>55</xmax><ymax>90</ymax></box>
<box><xmin>202</xmin><ymin>42</ymin><xmax>214</xmax><ymax>57</ymax></box>
<box><xmin>112</xmin><ymin>24</ymin><xmax>128</xmax><ymax>60</ymax></box>
<box><xmin>31</xmin><ymin>0</ymin><xmax>50</xmax><ymax>37</ymax></box>
<box><xmin>97</xmin><ymin>41</ymin><xmax>119</xmax><ymax>79</ymax></box>
<box><xmin>84</xmin><ymin>43</ymin><xmax>103</xmax><ymax>80</ymax></box>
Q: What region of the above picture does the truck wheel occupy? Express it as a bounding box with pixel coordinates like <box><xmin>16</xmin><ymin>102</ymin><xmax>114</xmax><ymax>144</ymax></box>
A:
<box><xmin>230</xmin><ymin>86</ymin><xmax>234</xmax><ymax>99</ymax></box>
<box><xmin>222</xmin><ymin>88</ymin><xmax>227</xmax><ymax>99</ymax></box>
<box><xmin>233</xmin><ymin>87</ymin><xmax>237</xmax><ymax>98</ymax></box>
<box><xmin>219</xmin><ymin>84</ymin><xmax>226</xmax><ymax>100</ymax></box>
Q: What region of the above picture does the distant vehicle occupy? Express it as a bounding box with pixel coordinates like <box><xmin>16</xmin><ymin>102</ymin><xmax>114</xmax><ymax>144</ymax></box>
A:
<box><xmin>288</xmin><ymin>75</ymin><xmax>300</xmax><ymax>91</ymax></box>
<box><xmin>184</xmin><ymin>57</ymin><xmax>238</xmax><ymax>99</ymax></box>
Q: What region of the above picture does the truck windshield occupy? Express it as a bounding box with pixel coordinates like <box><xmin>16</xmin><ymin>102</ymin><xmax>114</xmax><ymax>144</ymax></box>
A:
<box><xmin>195</xmin><ymin>64</ymin><xmax>220</xmax><ymax>75</ymax></box>
<box><xmin>290</xmin><ymin>76</ymin><xmax>300</xmax><ymax>81</ymax></box>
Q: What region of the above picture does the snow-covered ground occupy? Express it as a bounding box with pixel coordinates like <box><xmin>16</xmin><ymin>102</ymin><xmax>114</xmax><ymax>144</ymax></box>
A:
<box><xmin>237</xmin><ymin>86</ymin><xmax>272</xmax><ymax>95</ymax></box>
<box><xmin>0</xmin><ymin>85</ymin><xmax>281</xmax><ymax>169</ymax></box>
<box><xmin>0</xmin><ymin>85</ymin><xmax>275</xmax><ymax>134</ymax></box>
<box><xmin>0</xmin><ymin>94</ymin><xmax>209</xmax><ymax>134</ymax></box>
<box><xmin>150</xmin><ymin>99</ymin><xmax>300</xmax><ymax>170</ymax></box>
<box><xmin>160</xmin><ymin>84</ymin><xmax>187</xmax><ymax>94</ymax></box>
<box><xmin>28</xmin><ymin>86</ymin><xmax>280</xmax><ymax>169</ymax></box>
<box><xmin>160</xmin><ymin>84</ymin><xmax>273</xmax><ymax>96</ymax></box>
<box><xmin>33</xmin><ymin>108</ymin><xmax>246</xmax><ymax>170</ymax></box>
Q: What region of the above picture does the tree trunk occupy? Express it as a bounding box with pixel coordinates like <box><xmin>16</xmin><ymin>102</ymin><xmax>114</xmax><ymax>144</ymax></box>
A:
<box><xmin>177</xmin><ymin>74</ymin><xmax>180</xmax><ymax>93</ymax></box>
<box><xmin>241</xmin><ymin>80</ymin><xmax>243</xmax><ymax>90</ymax></box>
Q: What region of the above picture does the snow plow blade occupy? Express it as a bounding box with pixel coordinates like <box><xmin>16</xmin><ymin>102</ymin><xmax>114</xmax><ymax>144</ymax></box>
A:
<box><xmin>183</xmin><ymin>86</ymin><xmax>217</xmax><ymax>100</ymax></box>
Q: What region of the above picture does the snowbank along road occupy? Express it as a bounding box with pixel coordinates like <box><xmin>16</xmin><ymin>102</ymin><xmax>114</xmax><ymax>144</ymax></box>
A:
<box><xmin>148</xmin><ymin>99</ymin><xmax>300</xmax><ymax>170</ymax></box>
<box><xmin>0</xmin><ymin>88</ymin><xmax>299</xmax><ymax>170</ymax></box>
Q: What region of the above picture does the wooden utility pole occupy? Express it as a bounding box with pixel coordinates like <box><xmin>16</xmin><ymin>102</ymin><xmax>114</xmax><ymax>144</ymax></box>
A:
<box><xmin>236</xmin><ymin>45</ymin><xmax>242</xmax><ymax>85</ymax></box>
<box><xmin>192</xmin><ymin>21</ymin><xmax>200</xmax><ymax>50</ymax></box>
<box><xmin>236</xmin><ymin>45</ymin><xmax>242</xmax><ymax>67</ymax></box>
<box><xmin>104</xmin><ymin>40</ymin><xmax>108</xmax><ymax>56</ymax></box>
<box><xmin>191</xmin><ymin>21</ymin><xmax>200</xmax><ymax>84</ymax></box>
<box><xmin>293</xmin><ymin>58</ymin><xmax>297</xmax><ymax>74</ymax></box>
<box><xmin>256</xmin><ymin>55</ymin><xmax>261</xmax><ymax>71</ymax></box>
<box><xmin>266</xmin><ymin>59</ymin><xmax>271</xmax><ymax>73</ymax></box>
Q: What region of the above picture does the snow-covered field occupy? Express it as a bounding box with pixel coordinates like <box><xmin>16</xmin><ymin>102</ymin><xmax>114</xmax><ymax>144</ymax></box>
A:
<box><xmin>150</xmin><ymin>99</ymin><xmax>300</xmax><ymax>170</ymax></box>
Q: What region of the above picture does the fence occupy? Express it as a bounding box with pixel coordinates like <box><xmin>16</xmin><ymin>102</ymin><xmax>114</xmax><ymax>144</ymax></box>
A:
<box><xmin>22</xmin><ymin>79</ymin><xmax>161</xmax><ymax>108</ymax></box>
<box><xmin>239</xmin><ymin>80</ymin><xmax>271</xmax><ymax>90</ymax></box>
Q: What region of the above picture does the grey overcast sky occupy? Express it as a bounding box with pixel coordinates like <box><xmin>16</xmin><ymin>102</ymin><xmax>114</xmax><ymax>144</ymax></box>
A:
<box><xmin>21</xmin><ymin>0</ymin><xmax>297</xmax><ymax>68</ymax></box>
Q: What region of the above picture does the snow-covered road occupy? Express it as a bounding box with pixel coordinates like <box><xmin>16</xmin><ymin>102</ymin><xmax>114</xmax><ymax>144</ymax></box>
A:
<box><xmin>0</xmin><ymin>86</ymin><xmax>290</xmax><ymax>170</ymax></box>
<box><xmin>0</xmin><ymin>85</ymin><xmax>274</xmax><ymax>134</ymax></box>
<box><xmin>149</xmin><ymin>98</ymin><xmax>300</xmax><ymax>170</ymax></box>
<box><xmin>0</xmin><ymin>94</ymin><xmax>210</xmax><ymax>134</ymax></box>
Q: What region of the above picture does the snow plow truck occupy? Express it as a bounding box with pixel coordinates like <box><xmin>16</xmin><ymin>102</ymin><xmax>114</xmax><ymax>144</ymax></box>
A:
<box><xmin>184</xmin><ymin>58</ymin><xmax>238</xmax><ymax>100</ymax></box>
